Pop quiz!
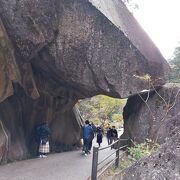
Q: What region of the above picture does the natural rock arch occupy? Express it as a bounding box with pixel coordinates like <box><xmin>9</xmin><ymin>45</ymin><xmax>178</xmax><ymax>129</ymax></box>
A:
<box><xmin>0</xmin><ymin>0</ymin><xmax>169</xmax><ymax>164</ymax></box>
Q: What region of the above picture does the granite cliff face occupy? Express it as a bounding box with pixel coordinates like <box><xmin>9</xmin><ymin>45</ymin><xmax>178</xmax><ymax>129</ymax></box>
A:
<box><xmin>0</xmin><ymin>0</ymin><xmax>169</xmax><ymax>163</ymax></box>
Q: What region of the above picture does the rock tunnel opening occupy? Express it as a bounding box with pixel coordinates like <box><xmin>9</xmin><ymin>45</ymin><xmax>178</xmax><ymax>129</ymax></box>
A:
<box><xmin>0</xmin><ymin>0</ymin><xmax>178</xmax><ymax>178</ymax></box>
<box><xmin>77</xmin><ymin>95</ymin><xmax>127</xmax><ymax>137</ymax></box>
<box><xmin>76</xmin><ymin>85</ymin><xmax>179</xmax><ymax>151</ymax></box>
<box><xmin>0</xmin><ymin>0</ymin><xmax>173</xmax><ymax>167</ymax></box>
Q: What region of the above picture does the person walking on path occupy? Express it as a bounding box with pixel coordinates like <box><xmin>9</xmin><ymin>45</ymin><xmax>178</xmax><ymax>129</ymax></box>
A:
<box><xmin>88</xmin><ymin>123</ymin><xmax>95</xmax><ymax>153</ymax></box>
<box><xmin>106</xmin><ymin>127</ymin><xmax>111</xmax><ymax>145</ymax></box>
<box><xmin>82</xmin><ymin>120</ymin><xmax>94</xmax><ymax>156</ymax></box>
<box><xmin>36</xmin><ymin>122</ymin><xmax>51</xmax><ymax>158</ymax></box>
<box><xmin>91</xmin><ymin>122</ymin><xmax>97</xmax><ymax>136</ymax></box>
<box><xmin>96</xmin><ymin>126</ymin><xmax>103</xmax><ymax>147</ymax></box>
<box><xmin>110</xmin><ymin>126</ymin><xmax>118</xmax><ymax>145</ymax></box>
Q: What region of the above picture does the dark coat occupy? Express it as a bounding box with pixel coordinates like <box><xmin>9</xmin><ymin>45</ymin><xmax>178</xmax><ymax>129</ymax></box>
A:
<box><xmin>110</xmin><ymin>129</ymin><xmax>118</xmax><ymax>138</ymax></box>
<box><xmin>96</xmin><ymin>127</ymin><xmax>103</xmax><ymax>143</ymax></box>
<box><xmin>106</xmin><ymin>129</ymin><xmax>111</xmax><ymax>138</ymax></box>
<box><xmin>91</xmin><ymin>124</ymin><xmax>97</xmax><ymax>133</ymax></box>
<box><xmin>36</xmin><ymin>123</ymin><xmax>51</xmax><ymax>143</ymax></box>
<box><xmin>97</xmin><ymin>133</ymin><xmax>102</xmax><ymax>143</ymax></box>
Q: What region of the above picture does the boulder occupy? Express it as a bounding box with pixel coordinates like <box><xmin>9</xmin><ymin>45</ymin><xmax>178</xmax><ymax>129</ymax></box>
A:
<box><xmin>121</xmin><ymin>84</ymin><xmax>180</xmax><ymax>144</ymax></box>
<box><xmin>116</xmin><ymin>84</ymin><xmax>180</xmax><ymax>180</ymax></box>
<box><xmin>114</xmin><ymin>128</ymin><xmax>180</xmax><ymax>180</ymax></box>
<box><xmin>0</xmin><ymin>0</ymin><xmax>169</xmax><ymax>99</ymax></box>
<box><xmin>0</xmin><ymin>0</ymin><xmax>169</xmax><ymax>163</ymax></box>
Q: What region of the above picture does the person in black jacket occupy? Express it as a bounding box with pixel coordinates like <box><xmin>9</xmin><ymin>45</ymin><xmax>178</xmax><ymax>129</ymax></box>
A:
<box><xmin>96</xmin><ymin>127</ymin><xmax>103</xmax><ymax>147</ymax></box>
<box><xmin>36</xmin><ymin>122</ymin><xmax>51</xmax><ymax>158</ymax></box>
<box><xmin>88</xmin><ymin>123</ymin><xmax>95</xmax><ymax>153</ymax></box>
<box><xmin>106</xmin><ymin>127</ymin><xmax>111</xmax><ymax>145</ymax></box>
<box><xmin>110</xmin><ymin>126</ymin><xmax>118</xmax><ymax>144</ymax></box>
<box><xmin>91</xmin><ymin>122</ymin><xmax>97</xmax><ymax>136</ymax></box>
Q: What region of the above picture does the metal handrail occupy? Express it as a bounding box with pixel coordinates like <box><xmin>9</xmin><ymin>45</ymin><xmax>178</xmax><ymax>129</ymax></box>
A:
<box><xmin>98</xmin><ymin>150</ymin><xmax>117</xmax><ymax>166</ymax></box>
<box><xmin>98</xmin><ymin>145</ymin><xmax>128</xmax><ymax>166</ymax></box>
<box><xmin>91</xmin><ymin>138</ymin><xmax>130</xmax><ymax>180</ymax></box>
<box><xmin>98</xmin><ymin>142</ymin><xmax>117</xmax><ymax>151</ymax></box>
<box><xmin>99</xmin><ymin>138</ymin><xmax>129</xmax><ymax>151</ymax></box>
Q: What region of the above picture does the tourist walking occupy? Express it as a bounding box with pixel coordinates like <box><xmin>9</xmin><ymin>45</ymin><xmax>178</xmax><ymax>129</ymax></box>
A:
<box><xmin>110</xmin><ymin>126</ymin><xmax>118</xmax><ymax>144</ymax></box>
<box><xmin>36</xmin><ymin>122</ymin><xmax>51</xmax><ymax>158</ymax></box>
<box><xmin>96</xmin><ymin>127</ymin><xmax>103</xmax><ymax>147</ymax></box>
<box><xmin>91</xmin><ymin>122</ymin><xmax>97</xmax><ymax>136</ymax></box>
<box><xmin>88</xmin><ymin>123</ymin><xmax>95</xmax><ymax>153</ymax></box>
<box><xmin>82</xmin><ymin>120</ymin><xmax>94</xmax><ymax>156</ymax></box>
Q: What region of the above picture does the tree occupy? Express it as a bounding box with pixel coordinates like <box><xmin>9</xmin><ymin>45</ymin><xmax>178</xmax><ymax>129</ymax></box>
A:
<box><xmin>169</xmin><ymin>46</ymin><xmax>180</xmax><ymax>83</ymax></box>
<box><xmin>77</xmin><ymin>95</ymin><xmax>127</xmax><ymax>127</ymax></box>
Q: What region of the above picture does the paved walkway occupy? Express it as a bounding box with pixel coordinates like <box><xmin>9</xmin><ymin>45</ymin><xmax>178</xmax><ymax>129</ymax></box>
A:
<box><xmin>0</xmin><ymin>130</ymin><xmax>123</xmax><ymax>180</ymax></box>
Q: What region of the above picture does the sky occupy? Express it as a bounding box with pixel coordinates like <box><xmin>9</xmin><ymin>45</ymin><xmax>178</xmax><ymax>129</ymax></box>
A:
<box><xmin>133</xmin><ymin>0</ymin><xmax>180</xmax><ymax>59</ymax></box>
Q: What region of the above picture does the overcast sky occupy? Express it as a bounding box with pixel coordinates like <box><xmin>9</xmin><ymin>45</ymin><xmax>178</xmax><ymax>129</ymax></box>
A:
<box><xmin>133</xmin><ymin>0</ymin><xmax>180</xmax><ymax>59</ymax></box>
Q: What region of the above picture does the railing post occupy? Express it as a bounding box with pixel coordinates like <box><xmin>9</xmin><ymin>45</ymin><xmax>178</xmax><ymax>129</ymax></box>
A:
<box><xmin>128</xmin><ymin>138</ymin><xmax>133</xmax><ymax>146</ymax></box>
<box><xmin>115</xmin><ymin>141</ymin><xmax>120</xmax><ymax>168</ymax></box>
<box><xmin>91</xmin><ymin>146</ymin><xmax>99</xmax><ymax>180</ymax></box>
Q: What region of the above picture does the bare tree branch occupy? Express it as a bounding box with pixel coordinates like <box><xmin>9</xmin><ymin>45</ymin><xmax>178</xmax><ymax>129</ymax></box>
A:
<box><xmin>138</xmin><ymin>82</ymin><xmax>180</xmax><ymax>143</ymax></box>
<box><xmin>151</xmin><ymin>83</ymin><xmax>168</xmax><ymax>107</ymax></box>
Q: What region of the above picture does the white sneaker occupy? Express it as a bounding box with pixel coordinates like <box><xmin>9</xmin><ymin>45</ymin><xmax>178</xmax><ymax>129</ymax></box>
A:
<box><xmin>42</xmin><ymin>155</ymin><xmax>47</xmax><ymax>158</ymax></box>
<box><xmin>39</xmin><ymin>155</ymin><xmax>42</xmax><ymax>158</ymax></box>
<box><xmin>84</xmin><ymin>153</ymin><xmax>88</xmax><ymax>156</ymax></box>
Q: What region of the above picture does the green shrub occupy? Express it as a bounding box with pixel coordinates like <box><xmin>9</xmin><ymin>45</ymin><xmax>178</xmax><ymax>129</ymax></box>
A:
<box><xmin>128</xmin><ymin>139</ymin><xmax>160</xmax><ymax>161</ymax></box>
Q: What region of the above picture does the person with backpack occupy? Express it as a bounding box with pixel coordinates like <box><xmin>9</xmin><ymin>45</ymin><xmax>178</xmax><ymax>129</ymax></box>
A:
<box><xmin>36</xmin><ymin>122</ymin><xmax>51</xmax><ymax>158</ymax></box>
<box><xmin>82</xmin><ymin>120</ymin><xmax>94</xmax><ymax>156</ymax></box>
